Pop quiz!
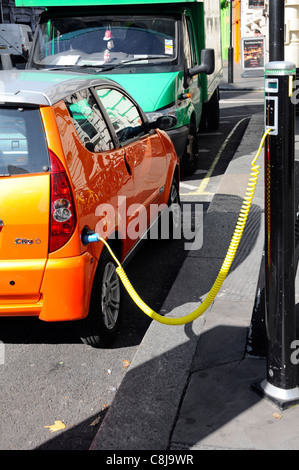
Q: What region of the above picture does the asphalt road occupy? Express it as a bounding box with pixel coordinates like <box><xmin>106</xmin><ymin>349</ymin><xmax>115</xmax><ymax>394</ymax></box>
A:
<box><xmin>0</xmin><ymin>90</ymin><xmax>264</xmax><ymax>450</ymax></box>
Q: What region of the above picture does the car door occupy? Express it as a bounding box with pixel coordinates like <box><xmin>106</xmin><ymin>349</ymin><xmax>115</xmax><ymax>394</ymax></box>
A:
<box><xmin>60</xmin><ymin>87</ymin><xmax>135</xmax><ymax>250</ymax></box>
<box><xmin>96</xmin><ymin>86</ymin><xmax>167</xmax><ymax>234</ymax></box>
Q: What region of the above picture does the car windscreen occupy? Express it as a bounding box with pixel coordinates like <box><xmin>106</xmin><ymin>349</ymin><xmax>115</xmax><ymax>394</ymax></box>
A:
<box><xmin>0</xmin><ymin>107</ymin><xmax>50</xmax><ymax>176</ymax></box>
<box><xmin>30</xmin><ymin>15</ymin><xmax>177</xmax><ymax>69</ymax></box>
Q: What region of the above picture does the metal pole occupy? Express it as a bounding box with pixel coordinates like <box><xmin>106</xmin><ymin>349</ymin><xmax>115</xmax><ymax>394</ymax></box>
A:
<box><xmin>228</xmin><ymin>0</ymin><xmax>234</xmax><ymax>83</ymax></box>
<box><xmin>269</xmin><ymin>0</ymin><xmax>285</xmax><ymax>61</ymax></box>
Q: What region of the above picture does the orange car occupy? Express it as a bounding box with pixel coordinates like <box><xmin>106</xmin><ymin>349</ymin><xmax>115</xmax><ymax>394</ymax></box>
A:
<box><xmin>0</xmin><ymin>70</ymin><xmax>180</xmax><ymax>347</ymax></box>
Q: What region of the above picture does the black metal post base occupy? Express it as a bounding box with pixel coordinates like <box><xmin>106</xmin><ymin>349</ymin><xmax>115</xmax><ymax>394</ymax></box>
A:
<box><xmin>252</xmin><ymin>380</ymin><xmax>299</xmax><ymax>411</ymax></box>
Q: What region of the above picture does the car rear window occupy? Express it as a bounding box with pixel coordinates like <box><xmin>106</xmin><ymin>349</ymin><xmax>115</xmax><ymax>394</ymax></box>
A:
<box><xmin>0</xmin><ymin>107</ymin><xmax>50</xmax><ymax>176</ymax></box>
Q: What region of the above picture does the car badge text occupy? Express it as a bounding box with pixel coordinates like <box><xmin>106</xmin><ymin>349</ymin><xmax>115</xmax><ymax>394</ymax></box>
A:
<box><xmin>15</xmin><ymin>238</ymin><xmax>41</xmax><ymax>245</ymax></box>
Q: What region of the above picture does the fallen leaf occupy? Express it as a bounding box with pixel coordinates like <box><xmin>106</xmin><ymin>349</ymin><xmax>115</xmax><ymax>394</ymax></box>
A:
<box><xmin>90</xmin><ymin>416</ymin><xmax>101</xmax><ymax>427</ymax></box>
<box><xmin>273</xmin><ymin>412</ymin><xmax>282</xmax><ymax>420</ymax></box>
<box><xmin>44</xmin><ymin>420</ymin><xmax>66</xmax><ymax>432</ymax></box>
<box><xmin>122</xmin><ymin>360</ymin><xmax>131</xmax><ymax>369</ymax></box>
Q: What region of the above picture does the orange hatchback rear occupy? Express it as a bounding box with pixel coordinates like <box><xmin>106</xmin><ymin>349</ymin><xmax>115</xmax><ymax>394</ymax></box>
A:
<box><xmin>0</xmin><ymin>70</ymin><xmax>180</xmax><ymax>347</ymax></box>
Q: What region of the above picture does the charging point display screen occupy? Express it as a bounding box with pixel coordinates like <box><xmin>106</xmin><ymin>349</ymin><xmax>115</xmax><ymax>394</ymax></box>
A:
<box><xmin>265</xmin><ymin>78</ymin><xmax>278</xmax><ymax>135</ymax></box>
<box><xmin>265</xmin><ymin>78</ymin><xmax>279</xmax><ymax>93</ymax></box>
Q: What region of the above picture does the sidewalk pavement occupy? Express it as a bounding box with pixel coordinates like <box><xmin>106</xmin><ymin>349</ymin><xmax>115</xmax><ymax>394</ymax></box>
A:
<box><xmin>90</xmin><ymin>65</ymin><xmax>299</xmax><ymax>451</ymax></box>
<box><xmin>220</xmin><ymin>61</ymin><xmax>264</xmax><ymax>91</ymax></box>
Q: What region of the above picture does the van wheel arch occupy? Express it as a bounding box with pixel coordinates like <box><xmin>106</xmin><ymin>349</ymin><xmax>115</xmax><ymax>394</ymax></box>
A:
<box><xmin>200</xmin><ymin>86</ymin><xmax>220</xmax><ymax>131</ymax></box>
<box><xmin>180</xmin><ymin>118</ymin><xmax>199</xmax><ymax>175</ymax></box>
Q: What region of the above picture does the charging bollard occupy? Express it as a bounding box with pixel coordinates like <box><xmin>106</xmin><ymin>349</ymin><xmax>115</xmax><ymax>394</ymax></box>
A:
<box><xmin>252</xmin><ymin>61</ymin><xmax>299</xmax><ymax>409</ymax></box>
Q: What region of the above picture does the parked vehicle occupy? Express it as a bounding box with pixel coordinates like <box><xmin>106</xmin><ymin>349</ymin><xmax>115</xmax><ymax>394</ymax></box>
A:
<box><xmin>0</xmin><ymin>53</ymin><xmax>14</xmax><ymax>70</ymax></box>
<box><xmin>21</xmin><ymin>0</ymin><xmax>223</xmax><ymax>174</ymax></box>
<box><xmin>0</xmin><ymin>70</ymin><xmax>179</xmax><ymax>347</ymax></box>
<box><xmin>0</xmin><ymin>23</ymin><xmax>33</xmax><ymax>59</ymax></box>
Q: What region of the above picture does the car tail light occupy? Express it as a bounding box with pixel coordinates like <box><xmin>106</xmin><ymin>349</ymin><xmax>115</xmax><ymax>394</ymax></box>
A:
<box><xmin>49</xmin><ymin>150</ymin><xmax>77</xmax><ymax>253</ymax></box>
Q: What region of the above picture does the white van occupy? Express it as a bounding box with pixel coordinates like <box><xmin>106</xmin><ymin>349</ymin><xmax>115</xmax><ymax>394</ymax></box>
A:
<box><xmin>0</xmin><ymin>24</ymin><xmax>33</xmax><ymax>58</ymax></box>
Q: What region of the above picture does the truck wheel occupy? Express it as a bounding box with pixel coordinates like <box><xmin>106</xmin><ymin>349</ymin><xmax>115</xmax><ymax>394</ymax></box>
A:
<box><xmin>206</xmin><ymin>87</ymin><xmax>220</xmax><ymax>131</ymax></box>
<box><xmin>78</xmin><ymin>247</ymin><xmax>122</xmax><ymax>348</ymax></box>
<box><xmin>181</xmin><ymin>122</ymin><xmax>199</xmax><ymax>175</ymax></box>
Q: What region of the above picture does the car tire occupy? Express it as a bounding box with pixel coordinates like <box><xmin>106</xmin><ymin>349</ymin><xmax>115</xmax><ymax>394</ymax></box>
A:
<box><xmin>78</xmin><ymin>247</ymin><xmax>122</xmax><ymax>348</ymax></box>
<box><xmin>158</xmin><ymin>177</ymin><xmax>181</xmax><ymax>241</ymax></box>
<box><xmin>180</xmin><ymin>122</ymin><xmax>199</xmax><ymax>175</ymax></box>
<box><xmin>168</xmin><ymin>178</ymin><xmax>181</xmax><ymax>240</ymax></box>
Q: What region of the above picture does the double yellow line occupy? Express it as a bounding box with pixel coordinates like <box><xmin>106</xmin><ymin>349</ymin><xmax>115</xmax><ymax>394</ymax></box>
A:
<box><xmin>180</xmin><ymin>117</ymin><xmax>249</xmax><ymax>196</ymax></box>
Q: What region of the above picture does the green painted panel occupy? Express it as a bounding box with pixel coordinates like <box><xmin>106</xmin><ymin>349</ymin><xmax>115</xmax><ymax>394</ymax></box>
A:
<box><xmin>102</xmin><ymin>72</ymin><xmax>180</xmax><ymax>112</ymax></box>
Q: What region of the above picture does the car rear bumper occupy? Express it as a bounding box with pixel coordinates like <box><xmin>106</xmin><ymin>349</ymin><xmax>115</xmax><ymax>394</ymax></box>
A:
<box><xmin>0</xmin><ymin>252</ymin><xmax>96</xmax><ymax>321</ymax></box>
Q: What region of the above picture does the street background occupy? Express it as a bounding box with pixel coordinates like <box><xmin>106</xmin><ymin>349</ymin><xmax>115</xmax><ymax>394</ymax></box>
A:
<box><xmin>2</xmin><ymin>63</ymin><xmax>298</xmax><ymax>451</ymax></box>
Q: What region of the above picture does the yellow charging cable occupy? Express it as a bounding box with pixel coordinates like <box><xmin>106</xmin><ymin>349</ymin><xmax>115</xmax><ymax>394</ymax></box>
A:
<box><xmin>99</xmin><ymin>128</ymin><xmax>270</xmax><ymax>325</ymax></box>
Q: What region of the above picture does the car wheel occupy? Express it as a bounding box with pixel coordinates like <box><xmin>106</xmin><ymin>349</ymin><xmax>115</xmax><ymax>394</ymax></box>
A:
<box><xmin>159</xmin><ymin>178</ymin><xmax>181</xmax><ymax>241</ymax></box>
<box><xmin>168</xmin><ymin>178</ymin><xmax>181</xmax><ymax>240</ymax></box>
<box><xmin>180</xmin><ymin>122</ymin><xmax>199</xmax><ymax>175</ymax></box>
<box><xmin>78</xmin><ymin>247</ymin><xmax>122</xmax><ymax>348</ymax></box>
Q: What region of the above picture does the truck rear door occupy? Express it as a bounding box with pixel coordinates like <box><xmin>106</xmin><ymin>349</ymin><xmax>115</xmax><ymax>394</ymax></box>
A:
<box><xmin>0</xmin><ymin>25</ymin><xmax>21</xmax><ymax>55</ymax></box>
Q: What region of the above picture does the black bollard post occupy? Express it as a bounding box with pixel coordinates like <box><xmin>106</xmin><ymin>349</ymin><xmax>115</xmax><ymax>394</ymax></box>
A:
<box><xmin>252</xmin><ymin>61</ymin><xmax>299</xmax><ymax>410</ymax></box>
<box><xmin>228</xmin><ymin>0</ymin><xmax>233</xmax><ymax>83</ymax></box>
<box><xmin>269</xmin><ymin>0</ymin><xmax>285</xmax><ymax>62</ymax></box>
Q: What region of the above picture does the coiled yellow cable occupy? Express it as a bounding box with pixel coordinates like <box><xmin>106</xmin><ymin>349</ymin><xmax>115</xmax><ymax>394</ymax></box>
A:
<box><xmin>99</xmin><ymin>128</ymin><xmax>271</xmax><ymax>325</ymax></box>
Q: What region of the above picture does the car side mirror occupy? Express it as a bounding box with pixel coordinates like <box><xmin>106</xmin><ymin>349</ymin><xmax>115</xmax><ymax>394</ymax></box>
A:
<box><xmin>148</xmin><ymin>115</ymin><xmax>177</xmax><ymax>131</ymax></box>
<box><xmin>188</xmin><ymin>48</ymin><xmax>215</xmax><ymax>77</ymax></box>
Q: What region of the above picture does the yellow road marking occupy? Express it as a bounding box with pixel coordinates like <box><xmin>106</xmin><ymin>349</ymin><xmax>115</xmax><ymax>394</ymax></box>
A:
<box><xmin>180</xmin><ymin>117</ymin><xmax>249</xmax><ymax>196</ymax></box>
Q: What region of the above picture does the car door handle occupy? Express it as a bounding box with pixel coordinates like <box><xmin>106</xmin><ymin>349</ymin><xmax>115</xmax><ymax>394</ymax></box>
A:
<box><xmin>124</xmin><ymin>151</ymin><xmax>132</xmax><ymax>176</ymax></box>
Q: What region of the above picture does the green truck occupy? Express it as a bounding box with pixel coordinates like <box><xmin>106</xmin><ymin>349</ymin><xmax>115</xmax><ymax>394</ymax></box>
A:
<box><xmin>16</xmin><ymin>0</ymin><xmax>223</xmax><ymax>174</ymax></box>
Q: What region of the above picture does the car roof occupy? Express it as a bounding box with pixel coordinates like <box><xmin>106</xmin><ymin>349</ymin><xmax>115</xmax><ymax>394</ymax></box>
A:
<box><xmin>0</xmin><ymin>69</ymin><xmax>117</xmax><ymax>106</ymax></box>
